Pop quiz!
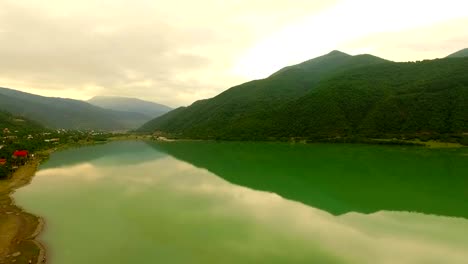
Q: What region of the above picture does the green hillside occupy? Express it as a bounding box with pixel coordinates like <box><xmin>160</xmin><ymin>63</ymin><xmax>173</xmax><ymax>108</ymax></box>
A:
<box><xmin>446</xmin><ymin>48</ymin><xmax>468</xmax><ymax>58</ymax></box>
<box><xmin>139</xmin><ymin>51</ymin><xmax>468</xmax><ymax>143</ymax></box>
<box><xmin>0</xmin><ymin>111</ymin><xmax>45</xmax><ymax>134</ymax></box>
<box><xmin>0</xmin><ymin>88</ymin><xmax>150</xmax><ymax>131</ymax></box>
<box><xmin>277</xmin><ymin>58</ymin><xmax>468</xmax><ymax>140</ymax></box>
<box><xmin>139</xmin><ymin>51</ymin><xmax>388</xmax><ymax>136</ymax></box>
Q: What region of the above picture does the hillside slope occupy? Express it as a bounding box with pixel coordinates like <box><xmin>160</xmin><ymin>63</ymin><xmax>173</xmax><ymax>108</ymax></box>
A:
<box><xmin>88</xmin><ymin>96</ymin><xmax>172</xmax><ymax>118</ymax></box>
<box><xmin>139</xmin><ymin>52</ymin><xmax>468</xmax><ymax>141</ymax></box>
<box><xmin>446</xmin><ymin>48</ymin><xmax>468</xmax><ymax>58</ymax></box>
<box><xmin>0</xmin><ymin>88</ymin><xmax>148</xmax><ymax>130</ymax></box>
<box><xmin>277</xmin><ymin>58</ymin><xmax>468</xmax><ymax>139</ymax></box>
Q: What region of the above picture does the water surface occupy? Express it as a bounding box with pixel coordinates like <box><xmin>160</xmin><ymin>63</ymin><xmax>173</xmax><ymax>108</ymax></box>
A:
<box><xmin>14</xmin><ymin>141</ymin><xmax>468</xmax><ymax>263</ymax></box>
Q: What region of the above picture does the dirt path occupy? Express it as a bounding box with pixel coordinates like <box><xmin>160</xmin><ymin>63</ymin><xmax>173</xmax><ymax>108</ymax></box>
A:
<box><xmin>0</xmin><ymin>158</ymin><xmax>47</xmax><ymax>264</ymax></box>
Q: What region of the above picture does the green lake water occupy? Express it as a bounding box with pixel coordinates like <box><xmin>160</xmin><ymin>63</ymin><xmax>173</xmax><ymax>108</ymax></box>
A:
<box><xmin>14</xmin><ymin>141</ymin><xmax>468</xmax><ymax>263</ymax></box>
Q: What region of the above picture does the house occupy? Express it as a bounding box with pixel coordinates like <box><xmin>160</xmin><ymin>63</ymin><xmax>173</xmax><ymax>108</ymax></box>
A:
<box><xmin>12</xmin><ymin>150</ymin><xmax>28</xmax><ymax>166</ymax></box>
<box><xmin>3</xmin><ymin>128</ymin><xmax>10</xmax><ymax>134</ymax></box>
<box><xmin>0</xmin><ymin>158</ymin><xmax>6</xmax><ymax>166</ymax></box>
<box><xmin>13</xmin><ymin>150</ymin><xmax>29</xmax><ymax>158</ymax></box>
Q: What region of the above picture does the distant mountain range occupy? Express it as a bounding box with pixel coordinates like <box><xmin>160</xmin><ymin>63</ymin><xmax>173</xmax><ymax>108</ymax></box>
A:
<box><xmin>138</xmin><ymin>48</ymin><xmax>468</xmax><ymax>142</ymax></box>
<box><xmin>0</xmin><ymin>88</ymin><xmax>167</xmax><ymax>131</ymax></box>
<box><xmin>88</xmin><ymin>96</ymin><xmax>172</xmax><ymax>119</ymax></box>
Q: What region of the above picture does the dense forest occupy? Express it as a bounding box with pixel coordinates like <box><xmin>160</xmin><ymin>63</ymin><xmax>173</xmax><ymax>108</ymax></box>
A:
<box><xmin>138</xmin><ymin>50</ymin><xmax>468</xmax><ymax>144</ymax></box>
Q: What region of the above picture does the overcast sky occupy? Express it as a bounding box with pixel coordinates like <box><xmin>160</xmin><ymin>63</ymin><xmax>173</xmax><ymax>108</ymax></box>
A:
<box><xmin>0</xmin><ymin>0</ymin><xmax>467</xmax><ymax>107</ymax></box>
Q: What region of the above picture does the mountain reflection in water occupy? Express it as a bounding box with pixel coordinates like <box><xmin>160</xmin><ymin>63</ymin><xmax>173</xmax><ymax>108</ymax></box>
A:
<box><xmin>14</xmin><ymin>141</ymin><xmax>468</xmax><ymax>264</ymax></box>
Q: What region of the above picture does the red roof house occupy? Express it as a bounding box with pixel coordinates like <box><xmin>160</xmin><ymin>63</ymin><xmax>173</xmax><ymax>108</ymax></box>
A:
<box><xmin>13</xmin><ymin>150</ymin><xmax>29</xmax><ymax>158</ymax></box>
<box><xmin>0</xmin><ymin>159</ymin><xmax>6</xmax><ymax>165</ymax></box>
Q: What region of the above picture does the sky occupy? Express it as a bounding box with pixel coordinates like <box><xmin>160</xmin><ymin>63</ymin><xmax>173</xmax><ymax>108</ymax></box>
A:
<box><xmin>0</xmin><ymin>0</ymin><xmax>467</xmax><ymax>107</ymax></box>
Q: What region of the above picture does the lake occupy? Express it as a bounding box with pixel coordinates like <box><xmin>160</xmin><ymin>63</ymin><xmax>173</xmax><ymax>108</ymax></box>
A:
<box><xmin>14</xmin><ymin>141</ymin><xmax>468</xmax><ymax>263</ymax></box>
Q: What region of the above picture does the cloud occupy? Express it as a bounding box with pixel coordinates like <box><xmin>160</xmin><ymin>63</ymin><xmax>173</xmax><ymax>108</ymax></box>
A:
<box><xmin>0</xmin><ymin>0</ymin><xmax>337</xmax><ymax>107</ymax></box>
<box><xmin>232</xmin><ymin>0</ymin><xmax>468</xmax><ymax>79</ymax></box>
<box><xmin>0</xmin><ymin>0</ymin><xmax>466</xmax><ymax>107</ymax></box>
<box><xmin>343</xmin><ymin>17</ymin><xmax>468</xmax><ymax>61</ymax></box>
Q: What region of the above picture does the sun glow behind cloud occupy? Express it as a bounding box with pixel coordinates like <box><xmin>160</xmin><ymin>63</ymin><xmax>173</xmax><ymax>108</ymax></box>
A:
<box><xmin>233</xmin><ymin>0</ymin><xmax>468</xmax><ymax>80</ymax></box>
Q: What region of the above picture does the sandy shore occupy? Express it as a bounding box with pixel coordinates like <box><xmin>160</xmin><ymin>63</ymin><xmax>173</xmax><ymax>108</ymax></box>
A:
<box><xmin>0</xmin><ymin>154</ymin><xmax>49</xmax><ymax>264</ymax></box>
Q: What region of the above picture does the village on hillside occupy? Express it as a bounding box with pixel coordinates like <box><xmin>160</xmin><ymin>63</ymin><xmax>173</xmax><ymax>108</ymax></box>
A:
<box><xmin>0</xmin><ymin>127</ymin><xmax>112</xmax><ymax>179</ymax></box>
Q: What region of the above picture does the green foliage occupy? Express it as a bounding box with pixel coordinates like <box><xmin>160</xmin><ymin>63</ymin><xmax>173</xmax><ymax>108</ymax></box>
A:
<box><xmin>281</xmin><ymin>58</ymin><xmax>468</xmax><ymax>139</ymax></box>
<box><xmin>0</xmin><ymin>165</ymin><xmax>8</xmax><ymax>179</ymax></box>
<box><xmin>139</xmin><ymin>52</ymin><xmax>468</xmax><ymax>143</ymax></box>
<box><xmin>0</xmin><ymin>111</ymin><xmax>45</xmax><ymax>134</ymax></box>
<box><xmin>460</xmin><ymin>136</ymin><xmax>468</xmax><ymax>146</ymax></box>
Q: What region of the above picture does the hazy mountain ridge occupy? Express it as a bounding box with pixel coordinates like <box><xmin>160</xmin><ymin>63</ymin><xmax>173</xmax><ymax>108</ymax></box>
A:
<box><xmin>88</xmin><ymin>96</ymin><xmax>172</xmax><ymax>118</ymax></box>
<box><xmin>446</xmin><ymin>48</ymin><xmax>468</xmax><ymax>58</ymax></box>
<box><xmin>139</xmin><ymin>49</ymin><xmax>468</xmax><ymax>142</ymax></box>
<box><xmin>0</xmin><ymin>88</ymin><xmax>149</xmax><ymax>131</ymax></box>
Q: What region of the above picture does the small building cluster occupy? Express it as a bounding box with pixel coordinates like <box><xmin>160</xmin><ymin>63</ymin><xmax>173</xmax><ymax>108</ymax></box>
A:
<box><xmin>0</xmin><ymin>149</ymin><xmax>29</xmax><ymax>167</ymax></box>
<box><xmin>1</xmin><ymin>125</ymin><xmax>114</xmax><ymax>178</ymax></box>
<box><xmin>1</xmin><ymin>126</ymin><xmax>38</xmax><ymax>177</ymax></box>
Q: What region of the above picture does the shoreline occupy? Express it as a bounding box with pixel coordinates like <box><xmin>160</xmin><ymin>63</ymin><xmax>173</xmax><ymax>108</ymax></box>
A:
<box><xmin>150</xmin><ymin>137</ymin><xmax>466</xmax><ymax>148</ymax></box>
<box><xmin>0</xmin><ymin>139</ymin><xmax>138</xmax><ymax>264</ymax></box>
<box><xmin>0</xmin><ymin>151</ymin><xmax>52</xmax><ymax>264</ymax></box>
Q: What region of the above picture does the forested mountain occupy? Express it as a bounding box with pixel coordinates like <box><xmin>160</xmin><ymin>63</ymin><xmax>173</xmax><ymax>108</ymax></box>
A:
<box><xmin>0</xmin><ymin>88</ymin><xmax>149</xmax><ymax>131</ymax></box>
<box><xmin>139</xmin><ymin>50</ymin><xmax>468</xmax><ymax>142</ymax></box>
<box><xmin>446</xmin><ymin>48</ymin><xmax>468</xmax><ymax>58</ymax></box>
<box><xmin>139</xmin><ymin>51</ymin><xmax>388</xmax><ymax>135</ymax></box>
<box><xmin>277</xmin><ymin>58</ymin><xmax>468</xmax><ymax>139</ymax></box>
<box><xmin>88</xmin><ymin>96</ymin><xmax>172</xmax><ymax>118</ymax></box>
